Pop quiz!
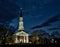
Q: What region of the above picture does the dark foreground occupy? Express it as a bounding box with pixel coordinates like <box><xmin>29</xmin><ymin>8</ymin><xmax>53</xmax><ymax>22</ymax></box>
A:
<box><xmin>0</xmin><ymin>43</ymin><xmax>59</xmax><ymax>47</ymax></box>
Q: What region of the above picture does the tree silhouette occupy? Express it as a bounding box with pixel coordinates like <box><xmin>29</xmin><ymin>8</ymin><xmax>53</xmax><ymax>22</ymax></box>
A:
<box><xmin>31</xmin><ymin>30</ymin><xmax>50</xmax><ymax>44</ymax></box>
<box><xmin>31</xmin><ymin>30</ymin><xmax>50</xmax><ymax>38</ymax></box>
<box><xmin>0</xmin><ymin>24</ymin><xmax>13</xmax><ymax>44</ymax></box>
<box><xmin>51</xmin><ymin>31</ymin><xmax>60</xmax><ymax>38</ymax></box>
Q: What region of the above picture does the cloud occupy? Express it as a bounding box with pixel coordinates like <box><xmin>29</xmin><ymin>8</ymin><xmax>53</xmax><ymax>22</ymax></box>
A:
<box><xmin>31</xmin><ymin>14</ymin><xmax>60</xmax><ymax>29</ymax></box>
<box><xmin>48</xmin><ymin>27</ymin><xmax>60</xmax><ymax>30</ymax></box>
<box><xmin>9</xmin><ymin>17</ymin><xmax>18</xmax><ymax>29</ymax></box>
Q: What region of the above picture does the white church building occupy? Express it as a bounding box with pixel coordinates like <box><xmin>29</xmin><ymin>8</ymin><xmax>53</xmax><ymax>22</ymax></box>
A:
<box><xmin>13</xmin><ymin>8</ymin><xmax>29</xmax><ymax>43</ymax></box>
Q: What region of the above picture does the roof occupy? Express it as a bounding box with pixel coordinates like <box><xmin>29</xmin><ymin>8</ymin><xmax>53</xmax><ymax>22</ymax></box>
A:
<box><xmin>13</xmin><ymin>31</ymin><xmax>29</xmax><ymax>36</ymax></box>
<box><xmin>20</xmin><ymin>8</ymin><xmax>23</xmax><ymax>17</ymax></box>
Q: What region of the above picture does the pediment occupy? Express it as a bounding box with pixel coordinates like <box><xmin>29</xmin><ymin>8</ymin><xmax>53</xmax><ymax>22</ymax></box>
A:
<box><xmin>13</xmin><ymin>31</ymin><xmax>29</xmax><ymax>36</ymax></box>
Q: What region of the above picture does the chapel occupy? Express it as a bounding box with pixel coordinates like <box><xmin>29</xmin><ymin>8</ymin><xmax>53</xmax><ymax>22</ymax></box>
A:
<box><xmin>13</xmin><ymin>8</ymin><xmax>29</xmax><ymax>43</ymax></box>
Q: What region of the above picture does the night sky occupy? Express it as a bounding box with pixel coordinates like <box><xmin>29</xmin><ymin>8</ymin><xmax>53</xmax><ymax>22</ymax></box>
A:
<box><xmin>0</xmin><ymin>0</ymin><xmax>60</xmax><ymax>34</ymax></box>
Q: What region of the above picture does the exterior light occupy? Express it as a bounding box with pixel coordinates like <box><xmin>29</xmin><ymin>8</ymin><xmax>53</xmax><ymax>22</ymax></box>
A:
<box><xmin>51</xmin><ymin>39</ymin><xmax>54</xmax><ymax>43</ymax></box>
<box><xmin>52</xmin><ymin>39</ymin><xmax>54</xmax><ymax>41</ymax></box>
<box><xmin>55</xmin><ymin>41</ymin><xmax>57</xmax><ymax>43</ymax></box>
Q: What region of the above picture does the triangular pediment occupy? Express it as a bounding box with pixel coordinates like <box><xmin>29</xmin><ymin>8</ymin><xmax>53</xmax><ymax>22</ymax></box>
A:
<box><xmin>13</xmin><ymin>31</ymin><xmax>29</xmax><ymax>36</ymax></box>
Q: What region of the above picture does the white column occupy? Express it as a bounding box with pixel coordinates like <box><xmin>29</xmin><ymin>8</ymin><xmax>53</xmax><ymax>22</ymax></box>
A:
<box><xmin>26</xmin><ymin>36</ymin><xmax>29</xmax><ymax>43</ymax></box>
<box><xmin>24</xmin><ymin>36</ymin><xmax>25</xmax><ymax>43</ymax></box>
<box><xmin>15</xmin><ymin>36</ymin><xmax>18</xmax><ymax>43</ymax></box>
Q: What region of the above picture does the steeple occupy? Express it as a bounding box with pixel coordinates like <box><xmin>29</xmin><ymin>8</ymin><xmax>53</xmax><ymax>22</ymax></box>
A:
<box><xmin>18</xmin><ymin>8</ymin><xmax>24</xmax><ymax>31</ymax></box>
<box><xmin>13</xmin><ymin>8</ymin><xmax>29</xmax><ymax>44</ymax></box>
<box><xmin>20</xmin><ymin>8</ymin><xmax>23</xmax><ymax>17</ymax></box>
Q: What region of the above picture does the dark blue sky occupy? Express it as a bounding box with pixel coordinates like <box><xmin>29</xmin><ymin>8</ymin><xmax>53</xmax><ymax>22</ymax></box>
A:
<box><xmin>0</xmin><ymin>0</ymin><xmax>60</xmax><ymax>34</ymax></box>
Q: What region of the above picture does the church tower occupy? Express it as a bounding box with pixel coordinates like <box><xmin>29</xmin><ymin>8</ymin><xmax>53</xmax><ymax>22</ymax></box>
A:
<box><xmin>13</xmin><ymin>8</ymin><xmax>29</xmax><ymax>43</ymax></box>
<box><xmin>18</xmin><ymin>8</ymin><xmax>24</xmax><ymax>31</ymax></box>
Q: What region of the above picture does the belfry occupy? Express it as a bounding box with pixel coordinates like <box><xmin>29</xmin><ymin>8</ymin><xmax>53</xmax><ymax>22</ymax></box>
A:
<box><xmin>18</xmin><ymin>8</ymin><xmax>24</xmax><ymax>31</ymax></box>
<box><xmin>13</xmin><ymin>8</ymin><xmax>29</xmax><ymax>43</ymax></box>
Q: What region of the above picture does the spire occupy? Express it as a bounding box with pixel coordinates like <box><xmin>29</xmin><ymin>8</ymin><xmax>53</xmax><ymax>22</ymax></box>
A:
<box><xmin>18</xmin><ymin>8</ymin><xmax>24</xmax><ymax>31</ymax></box>
<box><xmin>20</xmin><ymin>8</ymin><xmax>23</xmax><ymax>17</ymax></box>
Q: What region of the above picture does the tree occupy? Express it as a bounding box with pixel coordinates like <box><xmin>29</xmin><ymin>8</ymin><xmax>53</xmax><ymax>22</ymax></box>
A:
<box><xmin>51</xmin><ymin>31</ymin><xmax>60</xmax><ymax>39</ymax></box>
<box><xmin>49</xmin><ymin>31</ymin><xmax>60</xmax><ymax>44</ymax></box>
<box><xmin>0</xmin><ymin>25</ymin><xmax>13</xmax><ymax>44</ymax></box>
<box><xmin>31</xmin><ymin>30</ymin><xmax>50</xmax><ymax>44</ymax></box>
<box><xmin>31</xmin><ymin>30</ymin><xmax>50</xmax><ymax>38</ymax></box>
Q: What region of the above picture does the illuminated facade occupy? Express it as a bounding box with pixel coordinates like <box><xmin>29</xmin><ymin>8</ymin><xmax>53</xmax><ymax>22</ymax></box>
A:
<box><xmin>13</xmin><ymin>8</ymin><xmax>29</xmax><ymax>43</ymax></box>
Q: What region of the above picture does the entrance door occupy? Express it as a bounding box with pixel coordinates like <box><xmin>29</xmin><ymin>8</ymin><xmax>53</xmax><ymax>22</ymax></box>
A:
<box><xmin>19</xmin><ymin>36</ymin><xmax>24</xmax><ymax>43</ymax></box>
